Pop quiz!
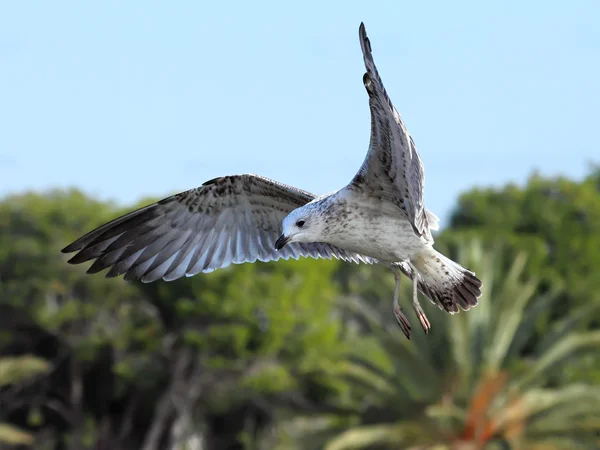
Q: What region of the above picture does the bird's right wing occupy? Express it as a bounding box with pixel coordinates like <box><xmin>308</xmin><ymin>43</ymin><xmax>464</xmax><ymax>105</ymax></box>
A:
<box><xmin>62</xmin><ymin>174</ymin><xmax>375</xmax><ymax>283</ymax></box>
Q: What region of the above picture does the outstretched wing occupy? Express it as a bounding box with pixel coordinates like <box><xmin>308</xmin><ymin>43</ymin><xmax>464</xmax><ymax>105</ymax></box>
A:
<box><xmin>62</xmin><ymin>174</ymin><xmax>375</xmax><ymax>283</ymax></box>
<box><xmin>350</xmin><ymin>23</ymin><xmax>430</xmax><ymax>238</ymax></box>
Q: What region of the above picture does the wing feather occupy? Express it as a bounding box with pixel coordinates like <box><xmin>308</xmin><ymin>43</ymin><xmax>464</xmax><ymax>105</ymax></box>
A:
<box><xmin>352</xmin><ymin>23</ymin><xmax>431</xmax><ymax>238</ymax></box>
<box><xmin>62</xmin><ymin>174</ymin><xmax>375</xmax><ymax>282</ymax></box>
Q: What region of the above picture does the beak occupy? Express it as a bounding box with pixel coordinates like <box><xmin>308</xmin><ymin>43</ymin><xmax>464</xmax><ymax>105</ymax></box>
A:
<box><xmin>275</xmin><ymin>234</ymin><xmax>290</xmax><ymax>251</ymax></box>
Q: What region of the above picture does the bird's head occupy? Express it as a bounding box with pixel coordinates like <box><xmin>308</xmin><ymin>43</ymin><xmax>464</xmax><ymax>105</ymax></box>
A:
<box><xmin>275</xmin><ymin>203</ymin><xmax>326</xmax><ymax>250</ymax></box>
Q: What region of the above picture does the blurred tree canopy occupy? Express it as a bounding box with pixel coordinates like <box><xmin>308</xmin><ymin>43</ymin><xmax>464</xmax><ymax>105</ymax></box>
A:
<box><xmin>0</xmin><ymin>190</ymin><xmax>358</xmax><ymax>449</ymax></box>
<box><xmin>447</xmin><ymin>166</ymin><xmax>600</xmax><ymax>309</ymax></box>
<box><xmin>1</xmin><ymin>167</ymin><xmax>599</xmax><ymax>449</ymax></box>
<box><xmin>322</xmin><ymin>241</ymin><xmax>600</xmax><ymax>450</ymax></box>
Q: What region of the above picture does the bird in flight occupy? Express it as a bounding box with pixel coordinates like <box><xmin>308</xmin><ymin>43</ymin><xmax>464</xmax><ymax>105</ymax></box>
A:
<box><xmin>62</xmin><ymin>23</ymin><xmax>482</xmax><ymax>339</ymax></box>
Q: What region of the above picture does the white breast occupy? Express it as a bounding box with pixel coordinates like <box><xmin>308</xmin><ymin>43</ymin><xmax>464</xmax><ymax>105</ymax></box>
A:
<box><xmin>322</xmin><ymin>189</ymin><xmax>432</xmax><ymax>263</ymax></box>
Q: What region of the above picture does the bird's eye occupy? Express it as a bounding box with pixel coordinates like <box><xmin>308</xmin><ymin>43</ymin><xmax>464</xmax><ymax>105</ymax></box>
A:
<box><xmin>296</xmin><ymin>220</ymin><xmax>305</xmax><ymax>228</ymax></box>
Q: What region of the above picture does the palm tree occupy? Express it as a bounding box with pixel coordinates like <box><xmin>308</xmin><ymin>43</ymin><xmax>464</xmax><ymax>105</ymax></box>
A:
<box><xmin>319</xmin><ymin>239</ymin><xmax>600</xmax><ymax>450</ymax></box>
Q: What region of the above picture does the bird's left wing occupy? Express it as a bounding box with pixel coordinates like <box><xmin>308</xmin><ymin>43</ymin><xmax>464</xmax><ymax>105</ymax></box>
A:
<box><xmin>62</xmin><ymin>174</ymin><xmax>375</xmax><ymax>283</ymax></box>
<box><xmin>350</xmin><ymin>23</ymin><xmax>430</xmax><ymax>237</ymax></box>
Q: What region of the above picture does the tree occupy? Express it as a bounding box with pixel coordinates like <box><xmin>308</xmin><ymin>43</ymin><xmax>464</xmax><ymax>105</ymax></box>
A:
<box><xmin>0</xmin><ymin>189</ymin><xmax>358</xmax><ymax>449</ymax></box>
<box><xmin>447</xmin><ymin>167</ymin><xmax>600</xmax><ymax>313</ymax></box>
<box><xmin>3</xmin><ymin>167</ymin><xmax>600</xmax><ymax>449</ymax></box>
<box><xmin>321</xmin><ymin>240</ymin><xmax>600</xmax><ymax>450</ymax></box>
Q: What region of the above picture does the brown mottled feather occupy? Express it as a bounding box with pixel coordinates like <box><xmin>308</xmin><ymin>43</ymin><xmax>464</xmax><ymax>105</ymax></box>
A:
<box><xmin>62</xmin><ymin>174</ymin><xmax>375</xmax><ymax>283</ymax></box>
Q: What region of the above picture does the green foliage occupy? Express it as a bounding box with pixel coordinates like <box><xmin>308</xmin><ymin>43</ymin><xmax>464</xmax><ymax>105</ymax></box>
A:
<box><xmin>0</xmin><ymin>423</ymin><xmax>35</xmax><ymax>446</ymax></box>
<box><xmin>1</xmin><ymin>167</ymin><xmax>600</xmax><ymax>449</ymax></box>
<box><xmin>0</xmin><ymin>189</ymin><xmax>354</xmax><ymax>448</ymax></box>
<box><xmin>0</xmin><ymin>355</ymin><xmax>50</xmax><ymax>386</ymax></box>
<box><xmin>448</xmin><ymin>169</ymin><xmax>600</xmax><ymax>307</ymax></box>
<box><xmin>323</xmin><ymin>240</ymin><xmax>600</xmax><ymax>450</ymax></box>
<box><xmin>0</xmin><ymin>356</ymin><xmax>50</xmax><ymax>446</ymax></box>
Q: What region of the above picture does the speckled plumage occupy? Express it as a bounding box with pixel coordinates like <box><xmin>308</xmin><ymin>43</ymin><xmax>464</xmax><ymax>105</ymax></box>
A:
<box><xmin>62</xmin><ymin>23</ymin><xmax>481</xmax><ymax>338</ymax></box>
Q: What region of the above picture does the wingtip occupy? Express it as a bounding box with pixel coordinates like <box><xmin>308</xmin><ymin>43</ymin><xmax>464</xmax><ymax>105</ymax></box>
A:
<box><xmin>66</xmin><ymin>254</ymin><xmax>84</xmax><ymax>265</ymax></box>
<box><xmin>62</xmin><ymin>242</ymin><xmax>80</xmax><ymax>254</ymax></box>
<box><xmin>358</xmin><ymin>22</ymin><xmax>367</xmax><ymax>41</ymax></box>
<box><xmin>358</xmin><ymin>22</ymin><xmax>372</xmax><ymax>61</ymax></box>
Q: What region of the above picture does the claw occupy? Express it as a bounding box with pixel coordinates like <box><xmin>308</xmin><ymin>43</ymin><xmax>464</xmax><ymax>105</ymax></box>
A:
<box><xmin>393</xmin><ymin>305</ymin><xmax>412</xmax><ymax>339</ymax></box>
<box><xmin>410</xmin><ymin>264</ymin><xmax>431</xmax><ymax>334</ymax></box>
<box><xmin>415</xmin><ymin>307</ymin><xmax>431</xmax><ymax>334</ymax></box>
<box><xmin>391</xmin><ymin>266</ymin><xmax>412</xmax><ymax>339</ymax></box>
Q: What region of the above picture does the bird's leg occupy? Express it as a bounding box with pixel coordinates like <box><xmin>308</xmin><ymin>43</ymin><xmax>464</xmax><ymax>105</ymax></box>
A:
<box><xmin>410</xmin><ymin>265</ymin><xmax>431</xmax><ymax>334</ymax></box>
<box><xmin>392</xmin><ymin>268</ymin><xmax>411</xmax><ymax>339</ymax></box>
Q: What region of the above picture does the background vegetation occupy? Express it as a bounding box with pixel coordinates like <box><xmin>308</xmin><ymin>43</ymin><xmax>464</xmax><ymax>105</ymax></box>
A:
<box><xmin>1</xmin><ymin>168</ymin><xmax>599</xmax><ymax>450</ymax></box>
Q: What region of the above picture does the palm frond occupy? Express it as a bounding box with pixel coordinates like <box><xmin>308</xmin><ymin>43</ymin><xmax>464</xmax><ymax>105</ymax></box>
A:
<box><xmin>327</xmin><ymin>239</ymin><xmax>600</xmax><ymax>450</ymax></box>
<box><xmin>324</xmin><ymin>422</ymin><xmax>435</xmax><ymax>450</ymax></box>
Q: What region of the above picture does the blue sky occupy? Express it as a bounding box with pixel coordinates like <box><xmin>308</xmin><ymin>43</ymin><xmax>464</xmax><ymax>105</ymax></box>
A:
<box><xmin>2</xmin><ymin>1</ymin><xmax>599</xmax><ymax>224</ymax></box>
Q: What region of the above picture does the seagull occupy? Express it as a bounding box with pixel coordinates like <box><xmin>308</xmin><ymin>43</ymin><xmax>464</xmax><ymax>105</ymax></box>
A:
<box><xmin>62</xmin><ymin>23</ymin><xmax>482</xmax><ymax>339</ymax></box>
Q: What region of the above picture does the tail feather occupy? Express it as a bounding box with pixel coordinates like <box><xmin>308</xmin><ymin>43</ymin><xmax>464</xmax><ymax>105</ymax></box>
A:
<box><xmin>397</xmin><ymin>249</ymin><xmax>482</xmax><ymax>314</ymax></box>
